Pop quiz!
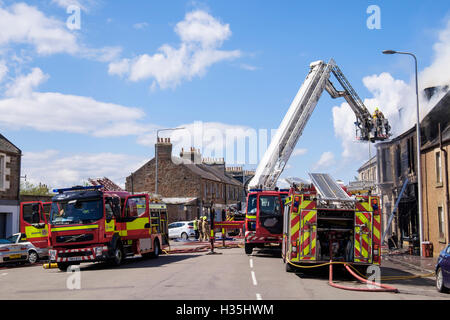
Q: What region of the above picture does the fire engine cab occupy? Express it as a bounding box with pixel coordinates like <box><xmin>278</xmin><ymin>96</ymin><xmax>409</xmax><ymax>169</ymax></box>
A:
<box><xmin>46</xmin><ymin>185</ymin><xmax>169</xmax><ymax>271</ymax></box>
<box><xmin>244</xmin><ymin>189</ymin><xmax>288</xmax><ymax>254</ymax></box>
<box><xmin>282</xmin><ymin>174</ymin><xmax>381</xmax><ymax>272</ymax></box>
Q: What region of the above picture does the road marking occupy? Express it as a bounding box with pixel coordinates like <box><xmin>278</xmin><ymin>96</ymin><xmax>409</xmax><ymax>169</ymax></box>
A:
<box><xmin>256</xmin><ymin>293</ymin><xmax>262</xmax><ymax>300</ymax></box>
<box><xmin>251</xmin><ymin>271</ymin><xmax>258</xmax><ymax>286</ymax></box>
<box><xmin>249</xmin><ymin>258</ymin><xmax>253</xmax><ymax>268</ymax></box>
<box><xmin>1</xmin><ymin>273</ymin><xmax>7</xmax><ymax>276</ymax></box>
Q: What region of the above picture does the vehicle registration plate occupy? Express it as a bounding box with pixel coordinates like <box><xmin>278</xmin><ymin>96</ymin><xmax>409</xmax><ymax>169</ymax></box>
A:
<box><xmin>9</xmin><ymin>254</ymin><xmax>22</xmax><ymax>259</ymax></box>
<box><xmin>68</xmin><ymin>257</ymin><xmax>83</xmax><ymax>261</ymax></box>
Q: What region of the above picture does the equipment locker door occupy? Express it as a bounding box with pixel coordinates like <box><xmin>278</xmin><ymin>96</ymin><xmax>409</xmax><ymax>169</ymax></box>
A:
<box><xmin>20</xmin><ymin>202</ymin><xmax>48</xmax><ymax>249</ymax></box>
<box><xmin>354</xmin><ymin>202</ymin><xmax>373</xmax><ymax>264</ymax></box>
<box><xmin>299</xmin><ymin>208</ymin><xmax>317</xmax><ymax>261</ymax></box>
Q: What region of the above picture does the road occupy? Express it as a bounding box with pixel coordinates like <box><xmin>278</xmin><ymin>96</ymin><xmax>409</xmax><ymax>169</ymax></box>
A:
<box><xmin>0</xmin><ymin>245</ymin><xmax>447</xmax><ymax>300</ymax></box>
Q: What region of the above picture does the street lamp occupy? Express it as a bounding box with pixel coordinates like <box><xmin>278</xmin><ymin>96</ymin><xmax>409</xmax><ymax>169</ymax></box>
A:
<box><xmin>155</xmin><ymin>127</ymin><xmax>185</xmax><ymax>195</ymax></box>
<box><xmin>382</xmin><ymin>49</ymin><xmax>423</xmax><ymax>256</ymax></box>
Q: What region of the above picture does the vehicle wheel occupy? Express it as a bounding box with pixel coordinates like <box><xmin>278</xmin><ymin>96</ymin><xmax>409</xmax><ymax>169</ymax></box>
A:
<box><xmin>111</xmin><ymin>244</ymin><xmax>124</xmax><ymax>266</ymax></box>
<box><xmin>436</xmin><ymin>267</ymin><xmax>449</xmax><ymax>293</ymax></box>
<box><xmin>28</xmin><ymin>251</ymin><xmax>39</xmax><ymax>264</ymax></box>
<box><xmin>244</xmin><ymin>242</ymin><xmax>253</xmax><ymax>255</ymax></box>
<box><xmin>181</xmin><ymin>232</ymin><xmax>188</xmax><ymax>240</ymax></box>
<box><xmin>57</xmin><ymin>263</ymin><xmax>70</xmax><ymax>272</ymax></box>
<box><xmin>286</xmin><ymin>261</ymin><xmax>295</xmax><ymax>273</ymax></box>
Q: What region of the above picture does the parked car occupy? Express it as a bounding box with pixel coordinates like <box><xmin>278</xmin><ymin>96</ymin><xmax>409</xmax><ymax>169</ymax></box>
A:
<box><xmin>0</xmin><ymin>233</ymin><xmax>47</xmax><ymax>265</ymax></box>
<box><xmin>168</xmin><ymin>221</ymin><xmax>196</xmax><ymax>240</ymax></box>
<box><xmin>436</xmin><ymin>244</ymin><xmax>450</xmax><ymax>293</ymax></box>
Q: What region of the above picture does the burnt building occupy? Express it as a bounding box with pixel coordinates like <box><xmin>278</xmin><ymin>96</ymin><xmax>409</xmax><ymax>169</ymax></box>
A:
<box><xmin>377</xmin><ymin>88</ymin><xmax>450</xmax><ymax>255</ymax></box>
<box><xmin>0</xmin><ymin>134</ymin><xmax>21</xmax><ymax>238</ymax></box>
<box><xmin>125</xmin><ymin>138</ymin><xmax>244</xmax><ymax>223</ymax></box>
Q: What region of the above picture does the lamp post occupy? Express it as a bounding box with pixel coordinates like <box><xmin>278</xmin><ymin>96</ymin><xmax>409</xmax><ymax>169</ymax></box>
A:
<box><xmin>155</xmin><ymin>127</ymin><xmax>185</xmax><ymax>195</ymax></box>
<box><xmin>382</xmin><ymin>50</ymin><xmax>423</xmax><ymax>256</ymax></box>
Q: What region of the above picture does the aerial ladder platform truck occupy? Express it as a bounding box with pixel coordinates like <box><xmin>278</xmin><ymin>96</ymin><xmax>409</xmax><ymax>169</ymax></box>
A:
<box><xmin>243</xmin><ymin>59</ymin><xmax>390</xmax><ymax>256</ymax></box>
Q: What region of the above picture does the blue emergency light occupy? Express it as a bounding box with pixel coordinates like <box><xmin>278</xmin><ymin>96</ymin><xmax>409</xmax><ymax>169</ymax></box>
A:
<box><xmin>53</xmin><ymin>185</ymin><xmax>104</xmax><ymax>194</ymax></box>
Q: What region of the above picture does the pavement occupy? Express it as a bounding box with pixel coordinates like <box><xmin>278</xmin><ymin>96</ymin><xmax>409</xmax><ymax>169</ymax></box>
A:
<box><xmin>382</xmin><ymin>250</ymin><xmax>437</xmax><ymax>274</ymax></box>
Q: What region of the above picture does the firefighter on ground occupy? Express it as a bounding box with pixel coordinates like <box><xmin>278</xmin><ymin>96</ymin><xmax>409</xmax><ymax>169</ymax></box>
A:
<box><xmin>197</xmin><ymin>217</ymin><xmax>204</xmax><ymax>241</ymax></box>
<box><xmin>201</xmin><ymin>216</ymin><xmax>210</xmax><ymax>242</ymax></box>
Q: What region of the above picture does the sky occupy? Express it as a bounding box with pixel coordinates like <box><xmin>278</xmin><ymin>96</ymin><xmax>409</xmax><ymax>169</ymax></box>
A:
<box><xmin>0</xmin><ymin>0</ymin><xmax>449</xmax><ymax>189</ymax></box>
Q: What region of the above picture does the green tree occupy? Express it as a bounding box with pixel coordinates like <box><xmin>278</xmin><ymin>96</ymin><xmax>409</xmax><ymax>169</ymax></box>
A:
<box><xmin>20</xmin><ymin>181</ymin><xmax>54</xmax><ymax>196</ymax></box>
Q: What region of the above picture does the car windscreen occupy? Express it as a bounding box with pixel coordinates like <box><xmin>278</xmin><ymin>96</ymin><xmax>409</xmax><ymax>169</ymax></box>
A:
<box><xmin>6</xmin><ymin>235</ymin><xmax>19</xmax><ymax>243</ymax></box>
<box><xmin>50</xmin><ymin>199</ymin><xmax>103</xmax><ymax>225</ymax></box>
<box><xmin>247</xmin><ymin>194</ymin><xmax>257</xmax><ymax>214</ymax></box>
<box><xmin>259</xmin><ymin>195</ymin><xmax>281</xmax><ymax>216</ymax></box>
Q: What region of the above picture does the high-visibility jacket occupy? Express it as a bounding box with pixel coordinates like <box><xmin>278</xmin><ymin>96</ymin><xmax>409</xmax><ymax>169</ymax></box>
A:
<box><xmin>193</xmin><ymin>220</ymin><xmax>198</xmax><ymax>231</ymax></box>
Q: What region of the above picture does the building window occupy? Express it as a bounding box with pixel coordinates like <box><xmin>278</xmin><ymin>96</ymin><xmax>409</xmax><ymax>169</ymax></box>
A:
<box><xmin>204</xmin><ymin>182</ymin><xmax>207</xmax><ymax>199</ymax></box>
<box><xmin>407</xmin><ymin>137</ymin><xmax>415</xmax><ymax>174</ymax></box>
<box><xmin>438</xmin><ymin>206</ymin><xmax>445</xmax><ymax>239</ymax></box>
<box><xmin>436</xmin><ymin>151</ymin><xmax>442</xmax><ymax>184</ymax></box>
<box><xmin>0</xmin><ymin>154</ymin><xmax>4</xmax><ymax>190</ymax></box>
<box><xmin>395</xmin><ymin>145</ymin><xmax>401</xmax><ymax>178</ymax></box>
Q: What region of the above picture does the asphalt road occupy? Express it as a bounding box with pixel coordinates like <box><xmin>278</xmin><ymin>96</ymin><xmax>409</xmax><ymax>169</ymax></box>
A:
<box><xmin>0</xmin><ymin>246</ymin><xmax>448</xmax><ymax>300</ymax></box>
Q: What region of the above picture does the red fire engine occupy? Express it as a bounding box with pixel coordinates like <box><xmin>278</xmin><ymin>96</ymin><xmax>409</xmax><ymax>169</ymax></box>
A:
<box><xmin>44</xmin><ymin>185</ymin><xmax>168</xmax><ymax>271</ymax></box>
<box><xmin>282</xmin><ymin>176</ymin><xmax>381</xmax><ymax>273</ymax></box>
<box><xmin>243</xmin><ymin>189</ymin><xmax>289</xmax><ymax>254</ymax></box>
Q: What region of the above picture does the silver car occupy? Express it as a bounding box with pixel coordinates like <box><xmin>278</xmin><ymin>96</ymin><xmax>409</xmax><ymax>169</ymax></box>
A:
<box><xmin>0</xmin><ymin>233</ymin><xmax>46</xmax><ymax>265</ymax></box>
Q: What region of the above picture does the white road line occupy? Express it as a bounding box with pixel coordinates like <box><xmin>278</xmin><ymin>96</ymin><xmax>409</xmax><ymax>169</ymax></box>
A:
<box><xmin>249</xmin><ymin>259</ymin><xmax>253</xmax><ymax>269</ymax></box>
<box><xmin>256</xmin><ymin>293</ymin><xmax>262</xmax><ymax>300</ymax></box>
<box><xmin>1</xmin><ymin>273</ymin><xmax>7</xmax><ymax>276</ymax></box>
<box><xmin>251</xmin><ymin>271</ymin><xmax>258</xmax><ymax>286</ymax></box>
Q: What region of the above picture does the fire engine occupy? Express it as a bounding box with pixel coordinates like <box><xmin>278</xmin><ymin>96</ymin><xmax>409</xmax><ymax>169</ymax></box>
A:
<box><xmin>19</xmin><ymin>201</ymin><xmax>52</xmax><ymax>260</ymax></box>
<box><xmin>282</xmin><ymin>173</ymin><xmax>381</xmax><ymax>272</ymax></box>
<box><xmin>244</xmin><ymin>59</ymin><xmax>390</xmax><ymax>256</ymax></box>
<box><xmin>43</xmin><ymin>185</ymin><xmax>168</xmax><ymax>271</ymax></box>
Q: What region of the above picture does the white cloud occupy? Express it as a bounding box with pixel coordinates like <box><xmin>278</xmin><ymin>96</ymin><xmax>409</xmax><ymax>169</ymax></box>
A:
<box><xmin>109</xmin><ymin>10</ymin><xmax>241</xmax><ymax>90</ymax></box>
<box><xmin>0</xmin><ymin>60</ymin><xmax>7</xmax><ymax>82</ymax></box>
<box><xmin>51</xmin><ymin>0</ymin><xmax>98</xmax><ymax>12</ymax></box>
<box><xmin>0</xmin><ymin>3</ymin><xmax>78</xmax><ymax>55</ymax></box>
<box><xmin>312</xmin><ymin>151</ymin><xmax>335</xmax><ymax>171</ymax></box>
<box><xmin>292</xmin><ymin>148</ymin><xmax>307</xmax><ymax>156</ymax></box>
<box><xmin>22</xmin><ymin>150</ymin><xmax>147</xmax><ymax>188</ymax></box>
<box><xmin>133</xmin><ymin>22</ymin><xmax>149</xmax><ymax>30</ymax></box>
<box><xmin>0</xmin><ymin>2</ymin><xmax>120</xmax><ymax>62</ymax></box>
<box><xmin>0</xmin><ymin>68</ymin><xmax>151</xmax><ymax>137</ymax></box>
<box><xmin>240</xmin><ymin>63</ymin><xmax>259</xmax><ymax>71</ymax></box>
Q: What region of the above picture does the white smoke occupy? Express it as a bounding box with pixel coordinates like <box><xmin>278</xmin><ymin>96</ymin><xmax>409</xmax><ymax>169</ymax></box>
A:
<box><xmin>333</xmin><ymin>18</ymin><xmax>450</xmax><ymax>161</ymax></box>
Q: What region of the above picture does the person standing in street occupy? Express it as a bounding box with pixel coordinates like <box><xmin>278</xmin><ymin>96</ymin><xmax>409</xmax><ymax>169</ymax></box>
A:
<box><xmin>202</xmin><ymin>216</ymin><xmax>209</xmax><ymax>242</ymax></box>
<box><xmin>193</xmin><ymin>218</ymin><xmax>198</xmax><ymax>240</ymax></box>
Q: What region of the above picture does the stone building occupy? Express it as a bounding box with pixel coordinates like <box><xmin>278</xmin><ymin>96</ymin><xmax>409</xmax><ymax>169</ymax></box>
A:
<box><xmin>0</xmin><ymin>134</ymin><xmax>21</xmax><ymax>238</ymax></box>
<box><xmin>420</xmin><ymin>91</ymin><xmax>450</xmax><ymax>257</ymax></box>
<box><xmin>348</xmin><ymin>156</ymin><xmax>378</xmax><ymax>195</ymax></box>
<box><xmin>225</xmin><ymin>166</ymin><xmax>255</xmax><ymax>190</ymax></box>
<box><xmin>125</xmin><ymin>138</ymin><xmax>244</xmax><ymax>223</ymax></box>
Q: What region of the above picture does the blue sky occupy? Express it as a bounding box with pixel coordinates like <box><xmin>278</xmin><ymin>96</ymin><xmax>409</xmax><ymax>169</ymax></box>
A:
<box><xmin>0</xmin><ymin>0</ymin><xmax>449</xmax><ymax>188</ymax></box>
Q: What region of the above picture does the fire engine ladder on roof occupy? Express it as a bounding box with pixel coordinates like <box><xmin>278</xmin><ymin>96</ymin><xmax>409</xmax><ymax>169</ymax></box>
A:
<box><xmin>248</xmin><ymin>60</ymin><xmax>333</xmax><ymax>190</ymax></box>
<box><xmin>309</xmin><ymin>173</ymin><xmax>352</xmax><ymax>201</ymax></box>
<box><xmin>248</xmin><ymin>59</ymin><xmax>391</xmax><ymax>191</ymax></box>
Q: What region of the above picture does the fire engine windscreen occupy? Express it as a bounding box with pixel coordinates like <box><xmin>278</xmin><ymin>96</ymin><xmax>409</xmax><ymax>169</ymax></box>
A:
<box><xmin>50</xmin><ymin>199</ymin><xmax>103</xmax><ymax>225</ymax></box>
<box><xmin>259</xmin><ymin>195</ymin><xmax>283</xmax><ymax>234</ymax></box>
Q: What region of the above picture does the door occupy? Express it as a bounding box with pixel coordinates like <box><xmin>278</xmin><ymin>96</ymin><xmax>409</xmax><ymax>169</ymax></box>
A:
<box><xmin>121</xmin><ymin>194</ymin><xmax>151</xmax><ymax>241</ymax></box>
<box><xmin>0</xmin><ymin>213</ymin><xmax>6</xmax><ymax>239</ymax></box>
<box><xmin>299</xmin><ymin>208</ymin><xmax>317</xmax><ymax>261</ymax></box>
<box><xmin>20</xmin><ymin>202</ymin><xmax>48</xmax><ymax>249</ymax></box>
<box><xmin>354</xmin><ymin>210</ymin><xmax>373</xmax><ymax>264</ymax></box>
